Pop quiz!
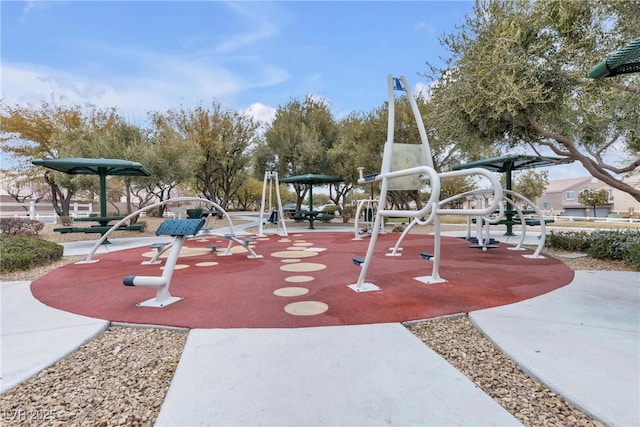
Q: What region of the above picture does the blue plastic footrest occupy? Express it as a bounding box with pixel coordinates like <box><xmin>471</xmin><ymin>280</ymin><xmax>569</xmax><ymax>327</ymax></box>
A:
<box><xmin>352</xmin><ymin>257</ymin><xmax>365</xmax><ymax>266</ymax></box>
<box><xmin>156</xmin><ymin>219</ymin><xmax>205</xmax><ymax>236</ymax></box>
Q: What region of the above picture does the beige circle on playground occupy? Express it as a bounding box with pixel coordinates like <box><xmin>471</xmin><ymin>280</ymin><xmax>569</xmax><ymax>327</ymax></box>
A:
<box><xmin>273</xmin><ymin>287</ymin><xmax>309</xmax><ymax>297</ymax></box>
<box><xmin>293</xmin><ymin>242</ymin><xmax>314</xmax><ymax>247</ymax></box>
<box><xmin>278</xmin><ymin>238</ymin><xmax>291</xmax><ymax>243</ymax></box>
<box><xmin>195</xmin><ymin>261</ymin><xmax>219</xmax><ymax>267</ymax></box>
<box><xmin>280</xmin><ymin>262</ymin><xmax>326</xmax><ymax>272</ymax></box>
<box><xmin>160</xmin><ymin>264</ymin><xmax>189</xmax><ymax>270</ymax></box>
<box><xmin>271</xmin><ymin>250</ymin><xmax>317</xmax><ymax>258</ymax></box>
<box><xmin>281</xmin><ymin>259</ymin><xmax>301</xmax><ymax>263</ymax></box>
<box><xmin>285</xmin><ymin>275</ymin><xmax>315</xmax><ymax>283</ymax></box>
<box><xmin>284</xmin><ymin>301</ymin><xmax>329</xmax><ymax>316</ymax></box>
<box><xmin>228</xmin><ymin>246</ymin><xmax>249</xmax><ymax>254</ymax></box>
<box><xmin>257</xmin><ymin>237</ymin><xmax>270</xmax><ymax>241</ymax></box>
<box><xmin>142</xmin><ymin>247</ymin><xmax>210</xmax><ymax>259</ymax></box>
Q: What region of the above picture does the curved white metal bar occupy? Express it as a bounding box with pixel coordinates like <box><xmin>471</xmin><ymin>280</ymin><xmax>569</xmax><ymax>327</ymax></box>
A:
<box><xmin>387</xmin><ymin>168</ymin><xmax>505</xmax><ymax>258</ymax></box>
<box><xmin>79</xmin><ymin>197</ymin><xmax>234</xmax><ymax>263</ymax></box>
<box><xmin>439</xmin><ymin>188</ymin><xmax>547</xmax><ymax>257</ymax></box>
<box><xmin>353</xmin><ymin>199</ymin><xmax>381</xmax><ymax>240</ymax></box>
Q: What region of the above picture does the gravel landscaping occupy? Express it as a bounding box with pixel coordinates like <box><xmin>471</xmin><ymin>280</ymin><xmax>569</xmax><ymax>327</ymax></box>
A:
<box><xmin>0</xmin><ymin>221</ymin><xmax>633</xmax><ymax>426</ymax></box>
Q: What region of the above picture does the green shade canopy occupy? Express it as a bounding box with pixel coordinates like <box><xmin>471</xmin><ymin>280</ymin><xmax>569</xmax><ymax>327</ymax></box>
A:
<box><xmin>279</xmin><ymin>174</ymin><xmax>344</xmax><ymax>211</ymax></box>
<box><xmin>589</xmin><ymin>37</ymin><xmax>640</xmax><ymax>79</ymax></box>
<box><xmin>453</xmin><ymin>154</ymin><xmax>573</xmax><ymax>177</ymax></box>
<box><xmin>32</xmin><ymin>157</ymin><xmax>150</xmax><ymax>217</ymax></box>
<box><xmin>454</xmin><ymin>154</ymin><xmax>574</xmax><ymax>235</ymax></box>
<box><xmin>279</xmin><ymin>174</ymin><xmax>344</xmax><ymax>185</ymax></box>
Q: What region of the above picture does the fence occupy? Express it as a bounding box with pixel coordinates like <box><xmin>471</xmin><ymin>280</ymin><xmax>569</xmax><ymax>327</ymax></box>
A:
<box><xmin>0</xmin><ymin>201</ymin><xmax>93</xmax><ymax>224</ymax></box>
<box><xmin>550</xmin><ymin>214</ymin><xmax>640</xmax><ymax>224</ymax></box>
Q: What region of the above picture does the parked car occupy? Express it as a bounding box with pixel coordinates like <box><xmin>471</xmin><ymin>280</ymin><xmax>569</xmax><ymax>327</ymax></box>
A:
<box><xmin>317</xmin><ymin>204</ymin><xmax>339</xmax><ymax>214</ymax></box>
<box><xmin>282</xmin><ymin>204</ymin><xmax>310</xmax><ymax>214</ymax></box>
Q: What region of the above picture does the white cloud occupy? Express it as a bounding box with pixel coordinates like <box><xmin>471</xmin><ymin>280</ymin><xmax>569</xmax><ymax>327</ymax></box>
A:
<box><xmin>414</xmin><ymin>82</ymin><xmax>433</xmax><ymax>99</ymax></box>
<box><xmin>1</xmin><ymin>48</ymin><xmax>288</xmax><ymax>122</ymax></box>
<box><xmin>212</xmin><ymin>2</ymin><xmax>280</xmax><ymax>54</ymax></box>
<box><xmin>243</xmin><ymin>102</ymin><xmax>276</xmax><ymax>126</ymax></box>
<box><xmin>1</xmin><ymin>2</ymin><xmax>290</xmax><ymax>122</ymax></box>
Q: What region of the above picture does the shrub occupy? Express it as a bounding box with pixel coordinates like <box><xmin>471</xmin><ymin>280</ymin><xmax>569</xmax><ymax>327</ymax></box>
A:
<box><xmin>0</xmin><ymin>234</ymin><xmax>64</xmax><ymax>273</ymax></box>
<box><xmin>0</xmin><ymin>217</ymin><xmax>45</xmax><ymax>236</ymax></box>
<box><xmin>341</xmin><ymin>205</ymin><xmax>355</xmax><ymax>223</ymax></box>
<box><xmin>587</xmin><ymin>229</ymin><xmax>637</xmax><ymax>261</ymax></box>
<box><xmin>545</xmin><ymin>229</ymin><xmax>640</xmax><ymax>271</ymax></box>
<box><xmin>323</xmin><ymin>205</ymin><xmax>338</xmax><ymax>215</ymax></box>
<box><xmin>60</xmin><ymin>216</ymin><xmax>73</xmax><ymax>226</ymax></box>
<box><xmin>545</xmin><ymin>230</ymin><xmax>591</xmax><ymax>252</ymax></box>
<box><xmin>625</xmin><ymin>240</ymin><xmax>640</xmax><ymax>271</ymax></box>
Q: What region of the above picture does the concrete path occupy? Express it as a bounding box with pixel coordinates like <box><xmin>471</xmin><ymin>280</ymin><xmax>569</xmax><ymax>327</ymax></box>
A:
<box><xmin>1</xmin><ymin>281</ymin><xmax>108</xmax><ymax>393</ymax></box>
<box><xmin>155</xmin><ymin>324</ymin><xmax>520</xmax><ymax>426</ymax></box>
<box><xmin>471</xmin><ymin>270</ymin><xmax>640</xmax><ymax>427</ymax></box>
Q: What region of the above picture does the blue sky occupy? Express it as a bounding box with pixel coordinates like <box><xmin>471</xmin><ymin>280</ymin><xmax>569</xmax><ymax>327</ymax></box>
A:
<box><xmin>1</xmin><ymin>0</ymin><xmax>588</xmax><ymax>180</ymax></box>
<box><xmin>2</xmin><ymin>1</ymin><xmax>474</xmax><ymax>121</ymax></box>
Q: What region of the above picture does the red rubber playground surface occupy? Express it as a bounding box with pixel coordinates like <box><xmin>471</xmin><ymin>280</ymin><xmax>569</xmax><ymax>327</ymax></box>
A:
<box><xmin>31</xmin><ymin>232</ymin><xmax>574</xmax><ymax>329</ymax></box>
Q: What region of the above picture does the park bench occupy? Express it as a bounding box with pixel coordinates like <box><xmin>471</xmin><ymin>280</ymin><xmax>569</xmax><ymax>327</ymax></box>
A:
<box><xmin>53</xmin><ymin>223</ymin><xmax>145</xmax><ymax>235</ymax></box>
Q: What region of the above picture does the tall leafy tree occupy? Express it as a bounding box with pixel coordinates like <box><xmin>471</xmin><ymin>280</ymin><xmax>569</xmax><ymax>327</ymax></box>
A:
<box><xmin>328</xmin><ymin>112</ymin><xmax>379</xmax><ymax>208</ymax></box>
<box><xmin>162</xmin><ymin>102</ymin><xmax>258</xmax><ymax>210</ymax></box>
<box><xmin>512</xmin><ymin>169</ymin><xmax>549</xmax><ymax>204</ymax></box>
<box><xmin>263</xmin><ymin>96</ymin><xmax>339</xmax><ymax>210</ymax></box>
<box><xmin>427</xmin><ymin>0</ymin><xmax>640</xmax><ymax>202</ymax></box>
<box><xmin>133</xmin><ymin>112</ymin><xmax>199</xmax><ymax>215</ymax></box>
<box><xmin>0</xmin><ymin>99</ymin><xmax>120</xmax><ymax>215</ymax></box>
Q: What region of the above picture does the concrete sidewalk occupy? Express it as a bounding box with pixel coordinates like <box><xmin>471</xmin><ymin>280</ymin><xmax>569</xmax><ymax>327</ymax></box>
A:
<box><xmin>155</xmin><ymin>324</ymin><xmax>519</xmax><ymax>426</ymax></box>
<box><xmin>470</xmin><ymin>270</ymin><xmax>640</xmax><ymax>427</ymax></box>
<box><xmin>1</xmin><ymin>281</ymin><xmax>109</xmax><ymax>393</ymax></box>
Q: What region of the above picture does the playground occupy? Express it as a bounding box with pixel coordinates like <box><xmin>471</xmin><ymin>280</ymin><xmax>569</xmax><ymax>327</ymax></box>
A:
<box><xmin>30</xmin><ymin>226</ymin><xmax>573</xmax><ymax>329</ymax></box>
<box><xmin>7</xmin><ymin>70</ymin><xmax>637</xmax><ymax>425</ymax></box>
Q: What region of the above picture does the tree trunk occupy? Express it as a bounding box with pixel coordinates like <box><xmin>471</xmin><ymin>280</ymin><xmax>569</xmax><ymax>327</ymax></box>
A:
<box><xmin>527</xmin><ymin>116</ymin><xmax>640</xmax><ymax>203</ymax></box>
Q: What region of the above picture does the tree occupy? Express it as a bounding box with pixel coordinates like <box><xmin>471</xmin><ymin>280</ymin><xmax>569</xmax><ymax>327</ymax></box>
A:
<box><xmin>0</xmin><ymin>169</ymin><xmax>50</xmax><ymax>205</ymax></box>
<box><xmin>263</xmin><ymin>96</ymin><xmax>339</xmax><ymax>211</ymax></box>
<box><xmin>0</xmin><ymin>99</ymin><xmax>121</xmax><ymax>216</ymax></box>
<box><xmin>512</xmin><ymin>169</ymin><xmax>548</xmax><ymax>204</ymax></box>
<box><xmin>163</xmin><ymin>102</ymin><xmax>258</xmax><ymax>210</ymax></box>
<box><xmin>578</xmin><ymin>188</ymin><xmax>610</xmax><ymax>217</ymax></box>
<box><xmin>56</xmin><ymin>117</ymin><xmax>152</xmax><ymax>219</ymax></box>
<box><xmin>427</xmin><ymin>0</ymin><xmax>640</xmax><ymax>202</ymax></box>
<box><xmin>328</xmin><ymin>112</ymin><xmax>381</xmax><ymax>209</ymax></box>
<box><xmin>234</xmin><ymin>176</ymin><xmax>266</xmax><ymax>211</ymax></box>
<box><xmin>130</xmin><ymin>112</ymin><xmax>199</xmax><ymax>216</ymax></box>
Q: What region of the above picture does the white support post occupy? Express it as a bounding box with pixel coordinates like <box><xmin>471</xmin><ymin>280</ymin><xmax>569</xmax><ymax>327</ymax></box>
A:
<box><xmin>257</xmin><ymin>170</ymin><xmax>287</xmax><ymax>237</ymax></box>
<box><xmin>131</xmin><ymin>236</ymin><xmax>185</xmax><ymax>308</ymax></box>
<box><xmin>28</xmin><ymin>201</ymin><xmax>35</xmax><ymax>219</ymax></box>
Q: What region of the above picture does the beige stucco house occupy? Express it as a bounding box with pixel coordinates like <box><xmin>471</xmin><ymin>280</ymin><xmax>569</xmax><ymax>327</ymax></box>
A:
<box><xmin>536</xmin><ymin>175</ymin><xmax>640</xmax><ymax>218</ymax></box>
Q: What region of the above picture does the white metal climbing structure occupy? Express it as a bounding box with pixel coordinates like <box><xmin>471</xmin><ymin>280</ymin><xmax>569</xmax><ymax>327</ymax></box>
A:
<box><xmin>348</xmin><ymin>75</ymin><xmax>504</xmax><ymax>292</ymax></box>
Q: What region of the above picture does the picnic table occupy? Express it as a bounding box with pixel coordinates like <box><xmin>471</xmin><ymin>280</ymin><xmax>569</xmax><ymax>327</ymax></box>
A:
<box><xmin>292</xmin><ymin>211</ymin><xmax>333</xmax><ymax>229</ymax></box>
<box><xmin>74</xmin><ymin>216</ymin><xmax>125</xmax><ymax>227</ymax></box>
<box><xmin>54</xmin><ymin>216</ymin><xmax>145</xmax><ymax>242</ymax></box>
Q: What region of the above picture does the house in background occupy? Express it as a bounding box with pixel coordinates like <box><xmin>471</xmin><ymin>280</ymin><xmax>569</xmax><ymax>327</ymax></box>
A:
<box><xmin>611</xmin><ymin>174</ymin><xmax>640</xmax><ymax>216</ymax></box>
<box><xmin>536</xmin><ymin>175</ymin><xmax>640</xmax><ymax>218</ymax></box>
